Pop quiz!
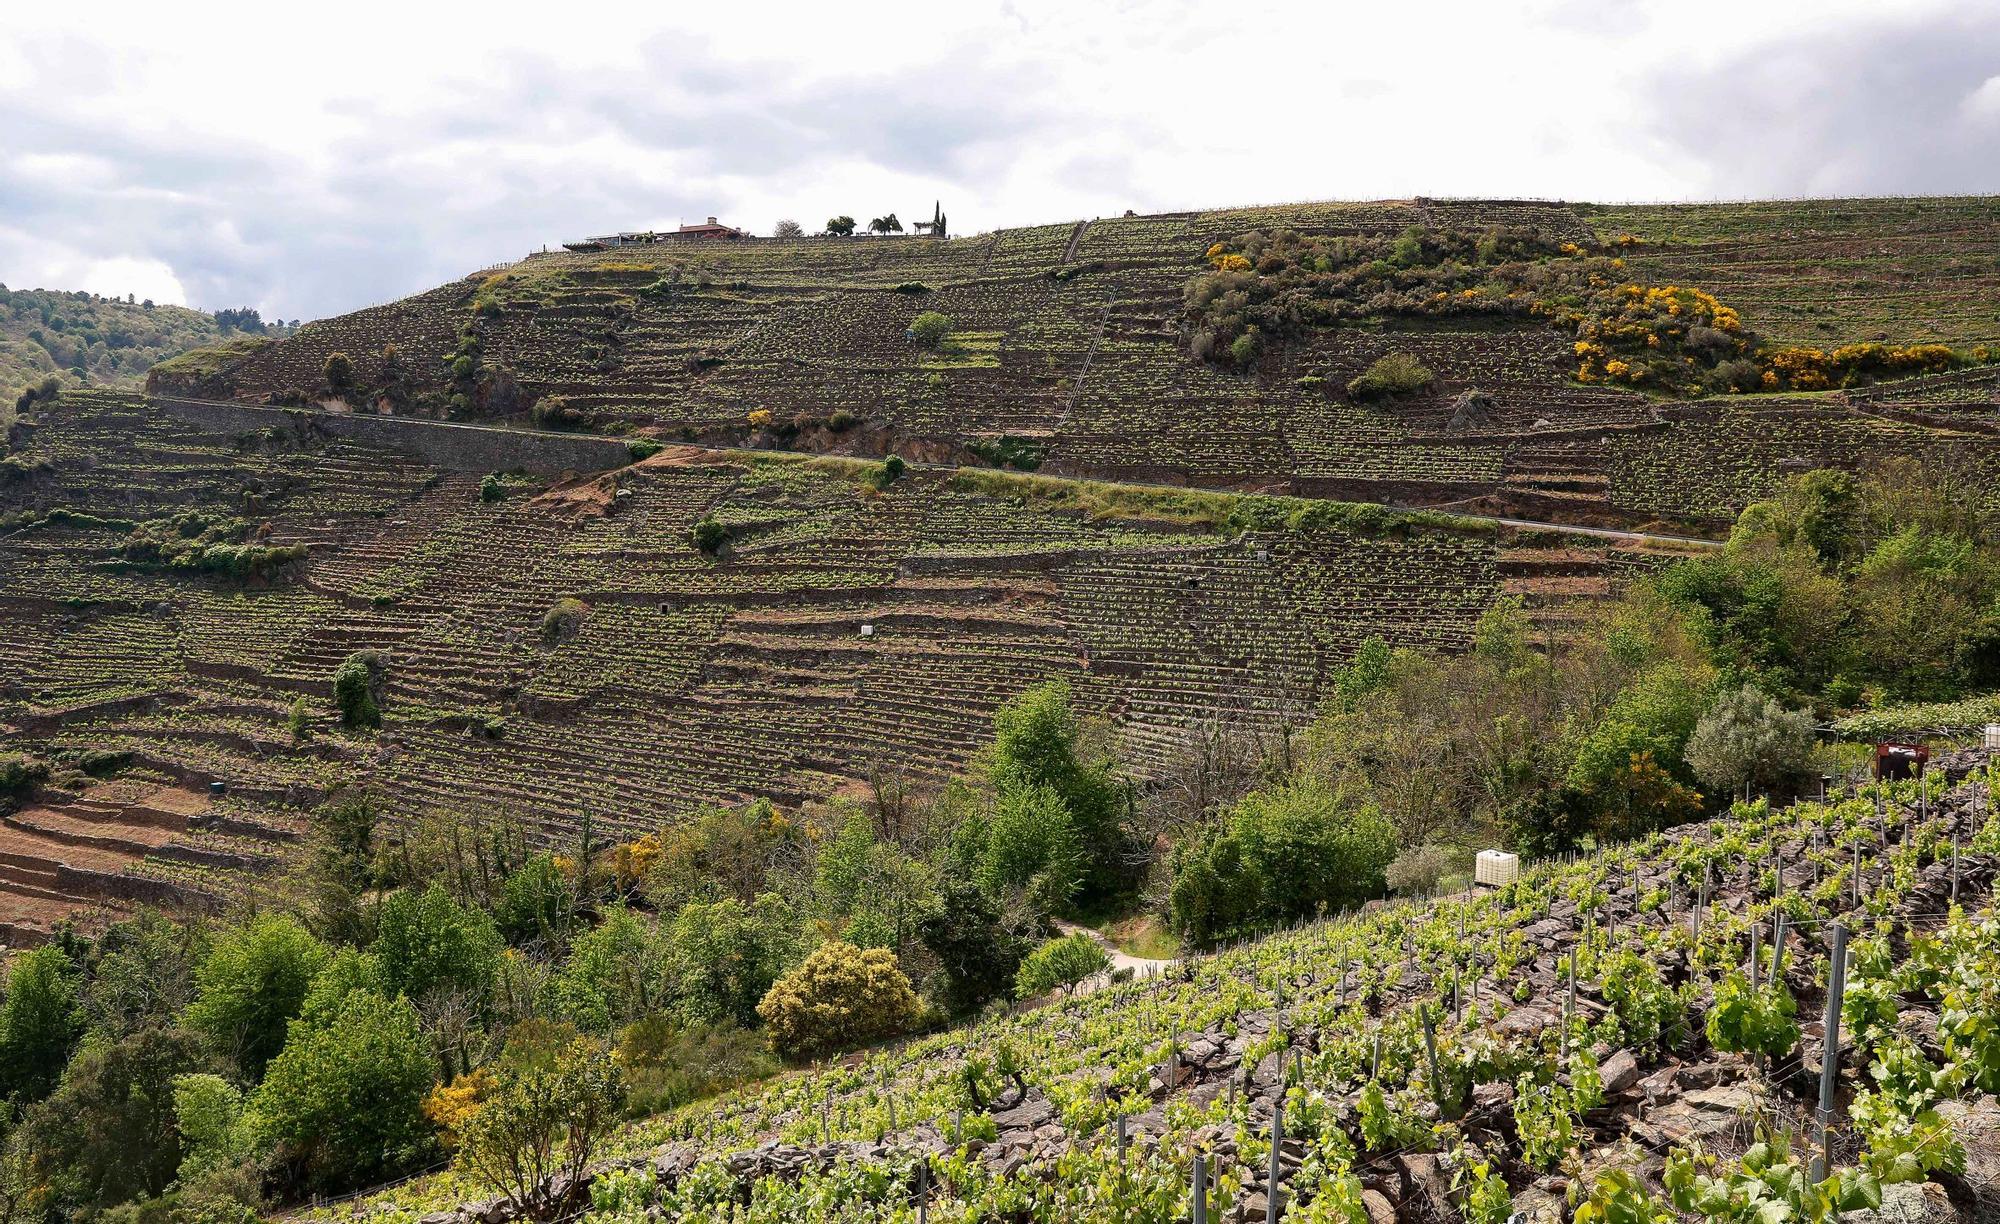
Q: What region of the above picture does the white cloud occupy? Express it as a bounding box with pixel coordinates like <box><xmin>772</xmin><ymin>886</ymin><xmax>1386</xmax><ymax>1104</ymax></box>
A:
<box><xmin>1963</xmin><ymin>74</ymin><xmax>2000</xmax><ymax>123</ymax></box>
<box><xmin>2</xmin><ymin>0</ymin><xmax>1996</xmax><ymax>319</ymax></box>
<box><xmin>78</xmin><ymin>256</ymin><xmax>186</xmax><ymax>306</ymax></box>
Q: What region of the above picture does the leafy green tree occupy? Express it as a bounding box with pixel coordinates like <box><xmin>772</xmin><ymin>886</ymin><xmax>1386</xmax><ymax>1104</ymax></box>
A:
<box><xmin>183</xmin><ymin>914</ymin><xmax>329</xmax><ymax>1077</ymax></box>
<box><xmin>373</xmin><ymin>881</ymin><xmax>503</xmax><ymax>1003</ymax></box>
<box><xmin>251</xmin><ymin>990</ymin><xmax>437</xmax><ymax>1191</ymax></box>
<box><xmin>14</xmin><ymin>1026</ymin><xmax>206</xmax><ymax>1212</ymax></box>
<box><xmin>456</xmin><ymin>1037</ymin><xmax>626</xmax><ymax>1221</ymax></box>
<box><xmin>297</xmin><ymin>948</ymin><xmax>384</xmax><ymax>1027</ymax></box>
<box><xmin>1685</xmin><ymin>683</ymin><xmax>1818</xmax><ymax>798</ymax></box>
<box><xmin>825</xmin><ymin>216</ymin><xmax>857</xmax><ymax>237</ymax></box>
<box><xmin>541</xmin><ymin>906</ymin><xmax>670</xmax><ymax>1032</ymax></box>
<box><xmin>918</xmin><ymin>878</ymin><xmax>1027</xmax><ymax>1015</ymax></box>
<box><xmin>322</xmin><ymin>352</ymin><xmax>353</xmax><ymax>391</ymax></box>
<box><xmin>1014</xmin><ymin>931</ymin><xmax>1109</xmax><ymax>999</ymax></box>
<box><xmin>0</xmin><ymin>945</ymin><xmax>82</xmax><ymax>1100</ymax></box>
<box><xmin>495</xmin><ymin>853</ymin><xmax>572</xmax><ymax>945</ymax></box>
<box><xmin>173</xmin><ymin>1072</ymin><xmax>256</xmax><ymax>1183</ymax></box>
<box><xmin>666</xmin><ymin>894</ymin><xmax>806</xmax><ymax>1027</ymax></box>
<box><xmin>988</xmin><ymin>681</ymin><xmax>1131</xmax><ymax>902</ymax></box>
<box><xmin>959</xmin><ymin>782</ymin><xmax>1083</xmax><ymax>914</ymax></box>
<box><xmin>1167</xmin><ymin>781</ymin><xmax>1396</xmax><ymax>944</ymax></box>
<box><xmin>1561</xmin><ymin>660</ymin><xmax>1714</xmax><ymax>834</ymax></box>
<box><xmin>757</xmin><ymin>940</ymin><xmax>920</xmax><ymax>1061</ymax></box>
<box><xmin>298</xmin><ymin>792</ymin><xmax>377</xmax><ymax>944</ymax></box>
<box><xmin>81</xmin><ymin>908</ymin><xmax>206</xmax><ymax>1042</ymax></box>
<box><xmin>332</xmin><ymin>651</ymin><xmax>382</xmax><ymax>729</ymax></box>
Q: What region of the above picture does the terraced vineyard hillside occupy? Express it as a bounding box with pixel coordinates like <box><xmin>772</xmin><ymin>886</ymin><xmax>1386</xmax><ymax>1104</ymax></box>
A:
<box><xmin>152</xmin><ymin>197</ymin><xmax>2000</xmax><ymax>529</ymax></box>
<box><xmin>315</xmin><ymin>762</ymin><xmax>2000</xmax><ymax>1224</ymax></box>
<box><xmin>0</xmin><ymin>390</ymin><xmax>1680</xmax><ymax>939</ymax></box>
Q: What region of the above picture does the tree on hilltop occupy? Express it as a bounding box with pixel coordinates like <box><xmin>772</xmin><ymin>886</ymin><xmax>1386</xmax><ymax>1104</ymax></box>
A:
<box><xmin>868</xmin><ymin>214</ymin><xmax>903</xmax><ymax>235</ymax></box>
<box><xmin>773</xmin><ymin>219</ymin><xmax>804</xmax><ymax>239</ymax></box>
<box><xmin>825</xmin><ymin>216</ymin><xmax>857</xmax><ymax>236</ymax></box>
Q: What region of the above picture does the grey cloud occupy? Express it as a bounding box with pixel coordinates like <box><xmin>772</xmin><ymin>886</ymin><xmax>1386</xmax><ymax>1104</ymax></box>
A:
<box><xmin>1643</xmin><ymin>9</ymin><xmax>2000</xmax><ymax>197</ymax></box>
<box><xmin>0</xmin><ymin>32</ymin><xmax>1085</xmax><ymax>319</ymax></box>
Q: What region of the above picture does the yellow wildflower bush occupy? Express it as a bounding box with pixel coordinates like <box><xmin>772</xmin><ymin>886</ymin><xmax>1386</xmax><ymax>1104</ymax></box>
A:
<box><xmin>423</xmin><ymin>1067</ymin><xmax>492</xmax><ymax>1148</ymax></box>
<box><xmin>612</xmin><ymin>833</ymin><xmax>662</xmax><ymax>892</ymax></box>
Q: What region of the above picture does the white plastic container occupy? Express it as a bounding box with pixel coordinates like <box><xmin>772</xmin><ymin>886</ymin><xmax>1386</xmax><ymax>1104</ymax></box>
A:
<box><xmin>1985</xmin><ymin>723</ymin><xmax>2000</xmax><ymax>751</ymax></box>
<box><xmin>1475</xmin><ymin>849</ymin><xmax>1520</xmax><ymax>889</ymax></box>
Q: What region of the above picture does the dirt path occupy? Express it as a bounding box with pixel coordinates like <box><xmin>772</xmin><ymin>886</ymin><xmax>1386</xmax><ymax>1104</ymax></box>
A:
<box><xmin>1055</xmin><ymin>919</ymin><xmax>1177</xmax><ymax>982</ymax></box>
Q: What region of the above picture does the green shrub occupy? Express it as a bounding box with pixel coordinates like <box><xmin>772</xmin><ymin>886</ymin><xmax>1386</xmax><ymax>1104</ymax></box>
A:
<box><xmin>867</xmin><ymin>454</ymin><xmax>907</xmax><ymax>490</ymax></box>
<box><xmin>1347</xmin><ymin>352</ymin><xmax>1434</xmax><ymax>398</ymax></box>
<box><xmin>892</xmin><ymin>282</ymin><xmax>932</xmax><ymax>295</ymax></box>
<box><xmin>827</xmin><ymin>410</ymin><xmax>857</xmax><ymax>432</ymax></box>
<box><xmin>479</xmin><ymin>473</ymin><xmax>504</xmax><ymax>503</ymax></box>
<box><xmin>0</xmin><ymin>753</ymin><xmax>48</xmax><ymax>797</ymax></box>
<box><xmin>626</xmin><ymin>439</ymin><xmax>663</xmax><ymax>462</ymax></box>
<box><xmin>908</xmin><ymin>312</ymin><xmax>953</xmax><ymax>349</ymax></box>
<box><xmin>332</xmin><ymin>651</ymin><xmax>383</xmax><ymax>730</ymax></box>
<box><xmin>322</xmin><ymin>352</ymin><xmax>353</xmax><ymax>391</ymax></box>
<box><xmin>1014</xmin><ymin>932</ymin><xmax>1109</xmax><ymax>999</ymax></box>
<box><xmin>495</xmin><ymin>854</ymin><xmax>573</xmax><ymax>945</ymax></box>
<box><xmin>1685</xmin><ymin>684</ymin><xmax>1818</xmax><ymax>795</ymax></box>
<box><xmin>613</xmin><ymin>1017</ymin><xmax>775</xmax><ymax>1117</ymax></box>
<box><xmin>967</xmin><ymin>435</ymin><xmax>1044</xmax><ymax>471</ymax></box>
<box><xmin>1167</xmin><ymin>780</ymin><xmax>1396</xmax><ymax>944</ymax></box>
<box><xmin>530</xmin><ymin>395</ymin><xmax>587</xmax><ymax>430</ymax></box>
<box><xmin>691</xmin><ymin>516</ymin><xmax>728</xmax><ymax>554</ymax></box>
<box><xmin>540</xmin><ymin>598</ymin><xmax>590</xmax><ymax>645</ymax></box>
<box><xmin>757</xmin><ymin>941</ymin><xmax>920</xmax><ymax>1061</ymax></box>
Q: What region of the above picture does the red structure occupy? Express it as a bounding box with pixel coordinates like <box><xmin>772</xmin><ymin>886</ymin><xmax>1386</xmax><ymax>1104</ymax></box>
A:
<box><xmin>1873</xmin><ymin>741</ymin><xmax>1928</xmax><ymax>780</ymax></box>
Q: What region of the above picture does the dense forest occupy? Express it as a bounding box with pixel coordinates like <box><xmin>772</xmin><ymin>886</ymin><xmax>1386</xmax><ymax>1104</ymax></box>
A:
<box><xmin>0</xmin><ymin>288</ymin><xmax>295</xmax><ymax>425</ymax></box>
<box><xmin>0</xmin><ymin>459</ymin><xmax>1994</xmax><ymax>1220</ymax></box>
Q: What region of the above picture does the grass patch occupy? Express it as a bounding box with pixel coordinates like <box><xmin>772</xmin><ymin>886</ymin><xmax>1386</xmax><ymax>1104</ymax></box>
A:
<box><xmin>148</xmin><ymin>335</ymin><xmax>276</xmax><ymax>378</ymax></box>
<box><xmin>946</xmin><ymin>468</ymin><xmax>1492</xmax><ymax>539</ymax></box>
<box><xmin>919</xmin><ymin>330</ymin><xmax>1003</xmax><ymax>370</ymax></box>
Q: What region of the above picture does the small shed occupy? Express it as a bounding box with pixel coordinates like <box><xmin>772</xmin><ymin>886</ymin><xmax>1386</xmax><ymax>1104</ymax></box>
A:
<box><xmin>1985</xmin><ymin>724</ymin><xmax>2000</xmax><ymax>751</ymax></box>
<box><xmin>1874</xmin><ymin>742</ymin><xmax>1928</xmax><ymax>781</ymax></box>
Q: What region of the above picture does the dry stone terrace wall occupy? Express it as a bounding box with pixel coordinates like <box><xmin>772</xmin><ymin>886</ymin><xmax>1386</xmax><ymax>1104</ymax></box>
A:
<box><xmin>1</xmin><ymin>393</ymin><xmax>1659</xmax><ymax>894</ymax></box>
<box><xmin>150</xmin><ymin>395</ymin><xmax>633</xmax><ymax>475</ymax></box>
<box><xmin>162</xmin><ymin>197</ymin><xmax>2000</xmax><ymax>530</ymax></box>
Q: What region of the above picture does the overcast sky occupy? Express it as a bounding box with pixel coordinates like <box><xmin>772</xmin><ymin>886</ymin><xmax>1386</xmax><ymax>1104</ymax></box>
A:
<box><xmin>4</xmin><ymin>0</ymin><xmax>1998</xmax><ymax>321</ymax></box>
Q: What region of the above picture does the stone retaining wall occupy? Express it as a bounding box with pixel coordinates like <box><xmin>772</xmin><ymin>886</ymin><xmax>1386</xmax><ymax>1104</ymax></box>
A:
<box><xmin>151</xmin><ymin>397</ymin><xmax>632</xmax><ymax>475</ymax></box>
